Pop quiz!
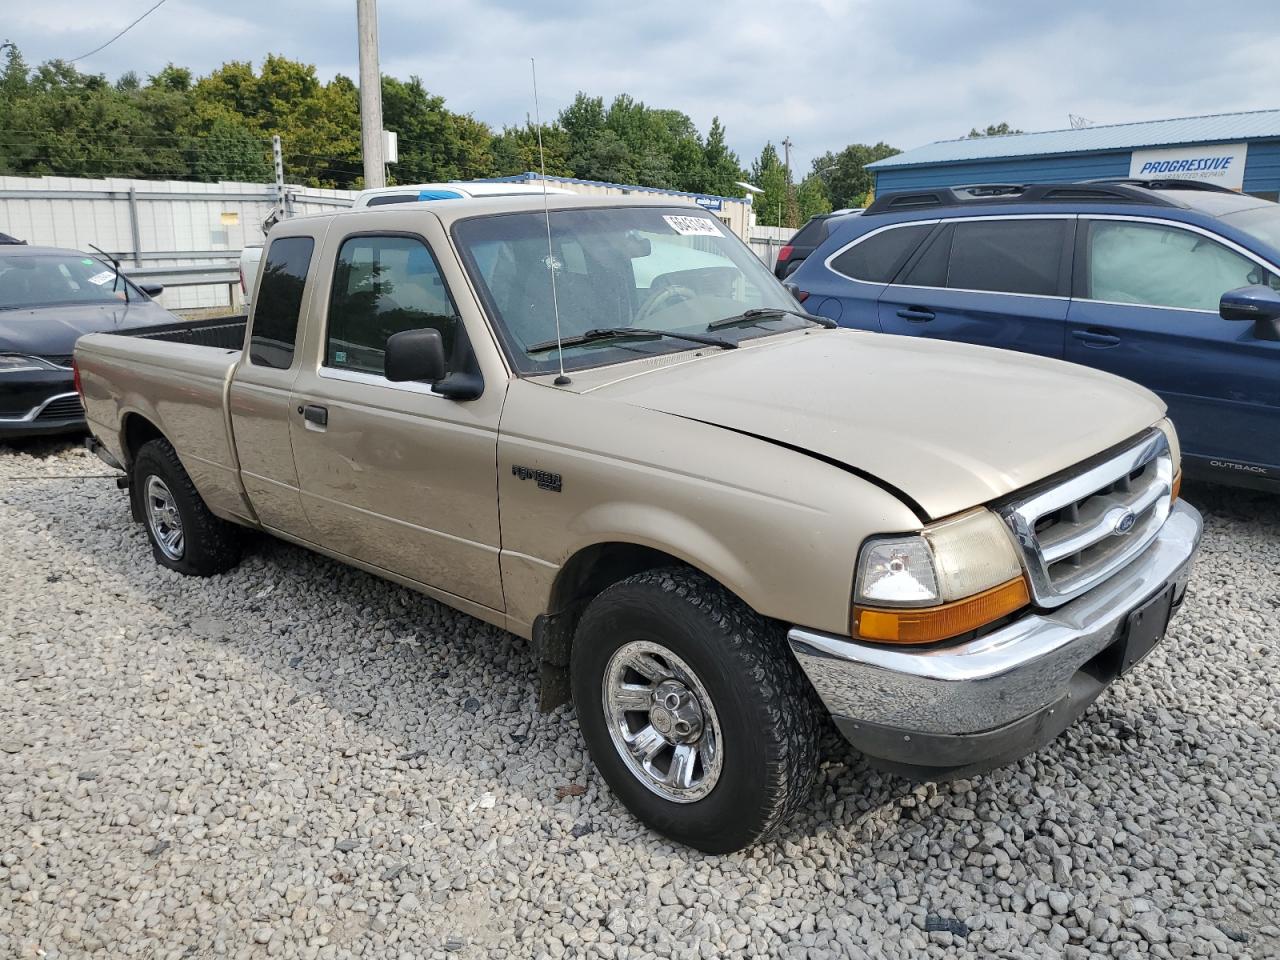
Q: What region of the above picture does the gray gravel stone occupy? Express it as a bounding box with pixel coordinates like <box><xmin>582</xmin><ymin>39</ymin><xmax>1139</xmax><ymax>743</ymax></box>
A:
<box><xmin>0</xmin><ymin>445</ymin><xmax>1277</xmax><ymax>960</ymax></box>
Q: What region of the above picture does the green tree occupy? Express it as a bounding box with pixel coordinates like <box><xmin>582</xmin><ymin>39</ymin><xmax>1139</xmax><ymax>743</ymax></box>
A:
<box><xmin>750</xmin><ymin>142</ymin><xmax>790</xmax><ymax>227</ymax></box>
<box><xmin>382</xmin><ymin>74</ymin><xmax>496</xmax><ymax>184</ymax></box>
<box><xmin>967</xmin><ymin>122</ymin><xmax>1022</xmax><ymax>137</ymax></box>
<box><xmin>703</xmin><ymin>117</ymin><xmax>745</xmax><ymax>196</ymax></box>
<box><xmin>796</xmin><ymin>175</ymin><xmax>831</xmax><ymax>221</ymax></box>
<box><xmin>148</xmin><ymin>64</ymin><xmax>192</xmax><ymax>93</ymax></box>
<box><xmin>811</xmin><ymin>142</ymin><xmax>899</xmax><ymax>210</ymax></box>
<box><xmin>490</xmin><ymin>122</ymin><xmax>572</xmax><ymax>177</ymax></box>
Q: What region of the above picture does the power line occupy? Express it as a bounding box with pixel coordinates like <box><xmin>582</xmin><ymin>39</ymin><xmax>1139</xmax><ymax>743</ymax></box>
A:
<box><xmin>69</xmin><ymin>0</ymin><xmax>171</xmax><ymax>63</ymax></box>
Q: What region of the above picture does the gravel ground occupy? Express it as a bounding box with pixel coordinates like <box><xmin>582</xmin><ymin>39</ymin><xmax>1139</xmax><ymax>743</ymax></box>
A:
<box><xmin>1</xmin><ymin>439</ymin><xmax>1277</xmax><ymax>960</ymax></box>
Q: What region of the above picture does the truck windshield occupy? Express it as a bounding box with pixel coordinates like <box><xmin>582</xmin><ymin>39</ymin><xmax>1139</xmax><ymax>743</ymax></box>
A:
<box><xmin>452</xmin><ymin>206</ymin><xmax>804</xmax><ymax>374</ymax></box>
<box><xmin>0</xmin><ymin>254</ymin><xmax>140</xmax><ymax>311</ymax></box>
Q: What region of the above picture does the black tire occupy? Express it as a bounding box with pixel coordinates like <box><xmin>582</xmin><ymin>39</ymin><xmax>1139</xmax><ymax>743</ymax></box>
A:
<box><xmin>571</xmin><ymin>567</ymin><xmax>820</xmax><ymax>853</ymax></box>
<box><xmin>131</xmin><ymin>438</ymin><xmax>240</xmax><ymax>576</ymax></box>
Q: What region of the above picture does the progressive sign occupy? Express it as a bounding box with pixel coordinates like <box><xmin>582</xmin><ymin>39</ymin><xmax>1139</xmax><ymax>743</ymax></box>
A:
<box><xmin>1129</xmin><ymin>143</ymin><xmax>1247</xmax><ymax>190</ymax></box>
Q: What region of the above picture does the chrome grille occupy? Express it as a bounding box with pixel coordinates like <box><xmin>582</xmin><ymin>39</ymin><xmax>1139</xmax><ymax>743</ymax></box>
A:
<box><xmin>998</xmin><ymin>430</ymin><xmax>1174</xmax><ymax>607</ymax></box>
<box><xmin>35</xmin><ymin>394</ymin><xmax>84</xmax><ymax>421</ymax></box>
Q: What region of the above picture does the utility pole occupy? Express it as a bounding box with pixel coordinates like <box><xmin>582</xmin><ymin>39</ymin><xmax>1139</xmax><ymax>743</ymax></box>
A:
<box><xmin>272</xmin><ymin>135</ymin><xmax>285</xmax><ymax>214</ymax></box>
<box><xmin>356</xmin><ymin>0</ymin><xmax>386</xmax><ymax>188</ymax></box>
<box><xmin>781</xmin><ymin>136</ymin><xmax>795</xmax><ymax>229</ymax></box>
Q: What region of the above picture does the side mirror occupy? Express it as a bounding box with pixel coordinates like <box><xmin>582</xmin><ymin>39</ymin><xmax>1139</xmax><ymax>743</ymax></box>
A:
<box><xmin>1220</xmin><ymin>284</ymin><xmax>1280</xmax><ymax>341</ymax></box>
<box><xmin>385</xmin><ymin>328</ymin><xmax>446</xmax><ymax>383</ymax></box>
<box><xmin>139</xmin><ymin>283</ymin><xmax>164</xmax><ymax>297</ymax></box>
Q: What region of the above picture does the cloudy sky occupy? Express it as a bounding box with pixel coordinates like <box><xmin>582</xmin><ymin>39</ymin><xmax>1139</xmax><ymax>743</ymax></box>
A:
<box><xmin>8</xmin><ymin>0</ymin><xmax>1278</xmax><ymax>173</ymax></box>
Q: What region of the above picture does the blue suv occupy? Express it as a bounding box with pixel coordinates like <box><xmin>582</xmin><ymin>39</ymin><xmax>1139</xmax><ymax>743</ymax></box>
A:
<box><xmin>788</xmin><ymin>179</ymin><xmax>1280</xmax><ymax>492</ymax></box>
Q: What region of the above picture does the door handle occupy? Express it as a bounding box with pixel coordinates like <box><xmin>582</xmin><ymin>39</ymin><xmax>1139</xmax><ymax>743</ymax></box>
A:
<box><xmin>301</xmin><ymin>404</ymin><xmax>328</xmax><ymax>427</ymax></box>
<box><xmin>896</xmin><ymin>307</ymin><xmax>935</xmax><ymax>322</ymax></box>
<box><xmin>1071</xmin><ymin>329</ymin><xmax>1121</xmax><ymax>348</ymax></box>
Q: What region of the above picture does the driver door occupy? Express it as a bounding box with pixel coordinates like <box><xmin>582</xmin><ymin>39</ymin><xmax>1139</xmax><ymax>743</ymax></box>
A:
<box><xmin>286</xmin><ymin>215</ymin><xmax>507</xmax><ymax>610</ymax></box>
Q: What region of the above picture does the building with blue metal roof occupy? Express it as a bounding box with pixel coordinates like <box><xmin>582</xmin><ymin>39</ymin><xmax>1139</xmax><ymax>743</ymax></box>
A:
<box><xmin>867</xmin><ymin>109</ymin><xmax>1280</xmax><ymax>201</ymax></box>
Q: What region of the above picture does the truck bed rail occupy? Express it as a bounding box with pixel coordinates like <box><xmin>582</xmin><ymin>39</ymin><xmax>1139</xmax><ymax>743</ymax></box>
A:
<box><xmin>120</xmin><ymin>315</ymin><xmax>247</xmax><ymax>351</ymax></box>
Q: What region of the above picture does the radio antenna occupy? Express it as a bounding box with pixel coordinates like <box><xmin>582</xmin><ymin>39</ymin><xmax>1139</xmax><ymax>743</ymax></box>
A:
<box><xmin>531</xmin><ymin>58</ymin><xmax>569</xmax><ymax>385</ymax></box>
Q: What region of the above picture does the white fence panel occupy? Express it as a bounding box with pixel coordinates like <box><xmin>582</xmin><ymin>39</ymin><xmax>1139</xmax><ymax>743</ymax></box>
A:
<box><xmin>0</xmin><ymin>175</ymin><xmax>355</xmax><ymax>311</ymax></box>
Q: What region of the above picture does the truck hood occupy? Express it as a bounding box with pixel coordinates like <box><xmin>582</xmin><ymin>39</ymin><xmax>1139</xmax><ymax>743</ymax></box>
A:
<box><xmin>0</xmin><ymin>300</ymin><xmax>178</xmax><ymax>357</ymax></box>
<box><xmin>582</xmin><ymin>331</ymin><xmax>1165</xmax><ymax>520</ymax></box>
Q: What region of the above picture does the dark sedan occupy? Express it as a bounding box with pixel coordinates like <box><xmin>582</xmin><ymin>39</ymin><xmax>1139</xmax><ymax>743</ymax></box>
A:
<box><xmin>0</xmin><ymin>246</ymin><xmax>180</xmax><ymax>439</ymax></box>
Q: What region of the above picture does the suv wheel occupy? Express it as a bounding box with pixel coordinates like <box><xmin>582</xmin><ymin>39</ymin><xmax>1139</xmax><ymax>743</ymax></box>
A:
<box><xmin>132</xmin><ymin>438</ymin><xmax>240</xmax><ymax>576</ymax></box>
<box><xmin>571</xmin><ymin>567</ymin><xmax>820</xmax><ymax>853</ymax></box>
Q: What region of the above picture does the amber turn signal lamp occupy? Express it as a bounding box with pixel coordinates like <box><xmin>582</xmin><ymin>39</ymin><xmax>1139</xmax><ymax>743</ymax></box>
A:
<box><xmin>1171</xmin><ymin>470</ymin><xmax>1182</xmax><ymax>503</ymax></box>
<box><xmin>853</xmin><ymin>577</ymin><xmax>1031</xmax><ymax>645</ymax></box>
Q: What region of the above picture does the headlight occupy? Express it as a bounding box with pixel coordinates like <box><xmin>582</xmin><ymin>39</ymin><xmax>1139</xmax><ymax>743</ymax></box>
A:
<box><xmin>1155</xmin><ymin>417</ymin><xmax>1182</xmax><ymax>500</ymax></box>
<box><xmin>853</xmin><ymin>509</ymin><xmax>1029</xmax><ymax>645</ymax></box>
<box><xmin>0</xmin><ymin>355</ymin><xmax>60</xmax><ymax>374</ymax></box>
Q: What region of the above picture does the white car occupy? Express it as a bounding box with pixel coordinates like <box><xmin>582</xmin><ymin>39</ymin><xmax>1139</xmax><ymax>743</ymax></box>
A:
<box><xmin>352</xmin><ymin>181</ymin><xmax>572</xmax><ymax>208</ymax></box>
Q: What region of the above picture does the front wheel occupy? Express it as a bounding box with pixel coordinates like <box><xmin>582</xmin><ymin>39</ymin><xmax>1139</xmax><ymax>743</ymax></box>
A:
<box><xmin>571</xmin><ymin>567</ymin><xmax>820</xmax><ymax>853</ymax></box>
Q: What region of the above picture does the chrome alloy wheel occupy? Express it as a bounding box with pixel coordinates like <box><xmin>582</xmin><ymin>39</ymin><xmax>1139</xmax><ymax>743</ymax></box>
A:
<box><xmin>602</xmin><ymin>640</ymin><xmax>723</xmax><ymax>802</ymax></box>
<box><xmin>143</xmin><ymin>475</ymin><xmax>184</xmax><ymax>560</ymax></box>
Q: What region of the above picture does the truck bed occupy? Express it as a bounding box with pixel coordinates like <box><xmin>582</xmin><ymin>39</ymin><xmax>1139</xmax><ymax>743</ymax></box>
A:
<box><xmin>75</xmin><ymin>318</ymin><xmax>253</xmax><ymax>523</ymax></box>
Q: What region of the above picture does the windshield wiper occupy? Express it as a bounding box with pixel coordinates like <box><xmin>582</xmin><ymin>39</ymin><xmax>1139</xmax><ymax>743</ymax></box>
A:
<box><xmin>708</xmin><ymin>307</ymin><xmax>837</xmax><ymax>331</ymax></box>
<box><xmin>88</xmin><ymin>243</ymin><xmax>129</xmax><ymax>304</ymax></box>
<box><xmin>527</xmin><ymin>327</ymin><xmax>737</xmax><ymax>354</ymax></box>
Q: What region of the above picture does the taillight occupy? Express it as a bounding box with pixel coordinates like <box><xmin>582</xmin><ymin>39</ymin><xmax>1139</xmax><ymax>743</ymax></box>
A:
<box><xmin>73</xmin><ymin>360</ymin><xmax>83</xmax><ymax>397</ymax></box>
<box><xmin>776</xmin><ymin>244</ymin><xmax>794</xmax><ymax>263</ymax></box>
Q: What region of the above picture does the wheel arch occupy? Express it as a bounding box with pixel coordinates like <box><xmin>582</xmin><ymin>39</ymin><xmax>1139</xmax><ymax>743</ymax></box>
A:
<box><xmin>120</xmin><ymin>411</ymin><xmax>166</xmax><ymax>466</ymax></box>
<box><xmin>533</xmin><ymin>539</ymin><xmax>754</xmax><ymax>712</ymax></box>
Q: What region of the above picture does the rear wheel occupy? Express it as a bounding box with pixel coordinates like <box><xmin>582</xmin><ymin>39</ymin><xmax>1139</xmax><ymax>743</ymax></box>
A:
<box><xmin>132</xmin><ymin>438</ymin><xmax>240</xmax><ymax>576</ymax></box>
<box><xmin>571</xmin><ymin>567</ymin><xmax>820</xmax><ymax>853</ymax></box>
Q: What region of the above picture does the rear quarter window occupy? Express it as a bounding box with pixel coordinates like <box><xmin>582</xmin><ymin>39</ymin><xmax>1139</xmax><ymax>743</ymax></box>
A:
<box><xmin>829</xmin><ymin>223</ymin><xmax>934</xmax><ymax>283</ymax></box>
<box><xmin>250</xmin><ymin>236</ymin><xmax>314</xmax><ymax>369</ymax></box>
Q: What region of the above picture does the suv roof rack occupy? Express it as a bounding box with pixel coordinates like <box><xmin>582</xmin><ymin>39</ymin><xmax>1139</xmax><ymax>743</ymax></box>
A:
<box><xmin>1081</xmin><ymin>177</ymin><xmax>1240</xmax><ymax>194</ymax></box>
<box><xmin>862</xmin><ymin>180</ymin><xmax>1194</xmax><ymax>216</ymax></box>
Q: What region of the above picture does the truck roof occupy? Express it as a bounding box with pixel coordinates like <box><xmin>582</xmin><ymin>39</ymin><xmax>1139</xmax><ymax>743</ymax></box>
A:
<box><xmin>288</xmin><ymin>193</ymin><xmax>707</xmax><ymax>229</ymax></box>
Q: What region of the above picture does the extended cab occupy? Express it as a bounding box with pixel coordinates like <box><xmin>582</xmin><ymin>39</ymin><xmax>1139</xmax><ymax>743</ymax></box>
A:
<box><xmin>75</xmin><ymin>195</ymin><xmax>1202</xmax><ymax>853</ymax></box>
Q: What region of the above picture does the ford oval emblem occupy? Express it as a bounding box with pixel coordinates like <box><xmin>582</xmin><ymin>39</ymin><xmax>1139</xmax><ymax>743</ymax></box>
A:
<box><xmin>1113</xmin><ymin>509</ymin><xmax>1138</xmax><ymax>535</ymax></box>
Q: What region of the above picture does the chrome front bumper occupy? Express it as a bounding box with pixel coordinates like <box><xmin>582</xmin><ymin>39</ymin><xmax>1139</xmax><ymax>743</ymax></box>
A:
<box><xmin>788</xmin><ymin>501</ymin><xmax>1203</xmax><ymax>774</ymax></box>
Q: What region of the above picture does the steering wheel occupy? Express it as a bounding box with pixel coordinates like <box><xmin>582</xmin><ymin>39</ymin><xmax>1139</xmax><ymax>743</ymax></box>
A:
<box><xmin>636</xmin><ymin>283</ymin><xmax>697</xmax><ymax>324</ymax></box>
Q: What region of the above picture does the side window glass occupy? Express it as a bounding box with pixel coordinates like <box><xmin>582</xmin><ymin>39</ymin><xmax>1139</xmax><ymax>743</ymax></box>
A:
<box><xmin>326</xmin><ymin>235</ymin><xmax>460</xmax><ymax>376</ymax></box>
<box><xmin>830</xmin><ymin>223</ymin><xmax>933</xmax><ymax>282</ymax></box>
<box><xmin>900</xmin><ymin>224</ymin><xmax>953</xmax><ymax>287</ymax></box>
<box><xmin>945</xmin><ymin>219</ymin><xmax>1066</xmax><ymax>296</ymax></box>
<box><xmin>1087</xmin><ymin>220</ymin><xmax>1278</xmax><ymax>311</ymax></box>
<box><xmin>250</xmin><ymin>236</ymin><xmax>314</xmax><ymax>369</ymax></box>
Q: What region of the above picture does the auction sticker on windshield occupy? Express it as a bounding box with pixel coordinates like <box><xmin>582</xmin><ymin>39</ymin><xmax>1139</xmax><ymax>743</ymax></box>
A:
<box><xmin>664</xmin><ymin>215</ymin><xmax>723</xmax><ymax>237</ymax></box>
<box><xmin>87</xmin><ymin>271</ymin><xmax>116</xmax><ymax>286</ymax></box>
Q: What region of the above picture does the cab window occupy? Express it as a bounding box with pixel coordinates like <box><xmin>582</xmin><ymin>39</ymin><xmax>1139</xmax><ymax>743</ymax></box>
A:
<box><xmin>325</xmin><ymin>235</ymin><xmax>460</xmax><ymax>377</ymax></box>
<box><xmin>1085</xmin><ymin>220</ymin><xmax>1280</xmax><ymax>311</ymax></box>
<box><xmin>250</xmin><ymin>236</ymin><xmax>314</xmax><ymax>369</ymax></box>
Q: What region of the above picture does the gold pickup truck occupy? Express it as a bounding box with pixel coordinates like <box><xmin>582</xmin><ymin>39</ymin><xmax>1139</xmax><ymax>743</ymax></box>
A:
<box><xmin>75</xmin><ymin>194</ymin><xmax>1202</xmax><ymax>853</ymax></box>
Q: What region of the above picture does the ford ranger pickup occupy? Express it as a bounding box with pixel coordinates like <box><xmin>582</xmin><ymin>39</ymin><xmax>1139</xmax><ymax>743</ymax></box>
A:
<box><xmin>74</xmin><ymin>194</ymin><xmax>1202</xmax><ymax>853</ymax></box>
